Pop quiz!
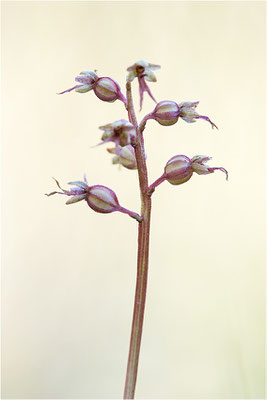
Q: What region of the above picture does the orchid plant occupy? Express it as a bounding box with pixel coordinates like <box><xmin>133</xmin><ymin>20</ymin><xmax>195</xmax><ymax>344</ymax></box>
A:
<box><xmin>47</xmin><ymin>60</ymin><xmax>228</xmax><ymax>399</ymax></box>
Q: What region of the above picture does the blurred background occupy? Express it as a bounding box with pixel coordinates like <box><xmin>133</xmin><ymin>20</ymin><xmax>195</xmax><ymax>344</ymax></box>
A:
<box><xmin>1</xmin><ymin>1</ymin><xmax>265</xmax><ymax>398</ymax></box>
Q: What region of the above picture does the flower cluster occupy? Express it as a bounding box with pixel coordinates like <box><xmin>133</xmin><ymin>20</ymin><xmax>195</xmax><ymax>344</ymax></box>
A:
<box><xmin>49</xmin><ymin>59</ymin><xmax>227</xmax><ymax>221</ymax></box>
<box><xmin>48</xmin><ymin>60</ymin><xmax>228</xmax><ymax>400</ymax></box>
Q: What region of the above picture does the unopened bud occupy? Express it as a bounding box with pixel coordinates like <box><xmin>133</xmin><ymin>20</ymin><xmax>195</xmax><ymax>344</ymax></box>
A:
<box><xmin>152</xmin><ymin>101</ymin><xmax>180</xmax><ymax>126</ymax></box>
<box><xmin>106</xmin><ymin>145</ymin><xmax>137</xmax><ymax>170</ymax></box>
<box><xmin>86</xmin><ymin>185</ymin><xmax>120</xmax><ymax>213</ymax></box>
<box><xmin>165</xmin><ymin>155</ymin><xmax>193</xmax><ymax>185</ymax></box>
<box><xmin>118</xmin><ymin>145</ymin><xmax>137</xmax><ymax>170</ymax></box>
<box><xmin>94</xmin><ymin>77</ymin><xmax>126</xmax><ymax>104</ymax></box>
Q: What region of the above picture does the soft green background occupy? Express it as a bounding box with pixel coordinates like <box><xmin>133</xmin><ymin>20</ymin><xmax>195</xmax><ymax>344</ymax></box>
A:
<box><xmin>2</xmin><ymin>1</ymin><xmax>265</xmax><ymax>398</ymax></box>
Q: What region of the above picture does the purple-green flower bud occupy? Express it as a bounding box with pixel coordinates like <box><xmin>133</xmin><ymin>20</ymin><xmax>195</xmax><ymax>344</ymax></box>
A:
<box><xmin>86</xmin><ymin>185</ymin><xmax>120</xmax><ymax>213</ymax></box>
<box><xmin>165</xmin><ymin>155</ymin><xmax>193</xmax><ymax>185</ymax></box>
<box><xmin>106</xmin><ymin>145</ymin><xmax>137</xmax><ymax>170</ymax></box>
<box><xmin>94</xmin><ymin>77</ymin><xmax>126</xmax><ymax>104</ymax></box>
<box><xmin>118</xmin><ymin>145</ymin><xmax>137</xmax><ymax>170</ymax></box>
<box><xmin>152</xmin><ymin>100</ymin><xmax>181</xmax><ymax>126</ymax></box>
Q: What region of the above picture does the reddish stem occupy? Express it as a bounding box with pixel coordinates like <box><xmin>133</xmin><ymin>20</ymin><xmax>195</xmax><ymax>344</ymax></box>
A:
<box><xmin>147</xmin><ymin>174</ymin><xmax>166</xmax><ymax>195</ymax></box>
<box><xmin>123</xmin><ymin>82</ymin><xmax>152</xmax><ymax>399</ymax></box>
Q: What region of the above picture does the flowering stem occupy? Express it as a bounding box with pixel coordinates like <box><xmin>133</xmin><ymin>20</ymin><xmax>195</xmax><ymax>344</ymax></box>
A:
<box><xmin>123</xmin><ymin>82</ymin><xmax>152</xmax><ymax>399</ymax></box>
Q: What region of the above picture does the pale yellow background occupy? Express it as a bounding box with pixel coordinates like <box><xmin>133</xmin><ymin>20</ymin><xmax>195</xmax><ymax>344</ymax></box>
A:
<box><xmin>1</xmin><ymin>1</ymin><xmax>265</xmax><ymax>399</ymax></box>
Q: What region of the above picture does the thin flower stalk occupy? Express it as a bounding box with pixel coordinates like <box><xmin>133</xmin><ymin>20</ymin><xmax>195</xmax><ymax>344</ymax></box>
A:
<box><xmin>123</xmin><ymin>82</ymin><xmax>152</xmax><ymax>399</ymax></box>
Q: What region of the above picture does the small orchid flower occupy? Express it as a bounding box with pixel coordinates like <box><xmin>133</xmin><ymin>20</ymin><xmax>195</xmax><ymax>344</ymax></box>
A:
<box><xmin>143</xmin><ymin>100</ymin><xmax>217</xmax><ymax>130</ymax></box>
<box><xmin>190</xmin><ymin>155</ymin><xmax>228</xmax><ymax>177</ymax></box>
<box><xmin>58</xmin><ymin>71</ymin><xmax>127</xmax><ymax>104</ymax></box>
<box><xmin>148</xmin><ymin>154</ymin><xmax>228</xmax><ymax>193</ymax></box>
<box><xmin>46</xmin><ymin>176</ymin><xmax>142</xmax><ymax>221</ymax></box>
<box><xmin>179</xmin><ymin>101</ymin><xmax>218</xmax><ymax>129</ymax></box>
<box><xmin>98</xmin><ymin>119</ymin><xmax>136</xmax><ymax>148</ymax></box>
<box><xmin>127</xmin><ymin>60</ymin><xmax>160</xmax><ymax>110</ymax></box>
<box><xmin>164</xmin><ymin>154</ymin><xmax>228</xmax><ymax>185</ymax></box>
<box><xmin>58</xmin><ymin>71</ymin><xmax>98</xmax><ymax>94</ymax></box>
<box><xmin>45</xmin><ymin>176</ymin><xmax>90</xmax><ymax>204</ymax></box>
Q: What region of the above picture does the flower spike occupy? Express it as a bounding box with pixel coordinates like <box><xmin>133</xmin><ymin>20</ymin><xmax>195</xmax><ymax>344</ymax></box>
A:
<box><xmin>127</xmin><ymin>60</ymin><xmax>160</xmax><ymax>110</ymax></box>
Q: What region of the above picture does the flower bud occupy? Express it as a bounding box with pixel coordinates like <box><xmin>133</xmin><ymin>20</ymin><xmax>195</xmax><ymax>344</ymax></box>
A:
<box><xmin>152</xmin><ymin>100</ymin><xmax>180</xmax><ymax>126</ymax></box>
<box><xmin>86</xmin><ymin>185</ymin><xmax>120</xmax><ymax>213</ymax></box>
<box><xmin>118</xmin><ymin>145</ymin><xmax>137</xmax><ymax>170</ymax></box>
<box><xmin>106</xmin><ymin>145</ymin><xmax>137</xmax><ymax>170</ymax></box>
<box><xmin>94</xmin><ymin>77</ymin><xmax>126</xmax><ymax>104</ymax></box>
<box><xmin>164</xmin><ymin>155</ymin><xmax>193</xmax><ymax>185</ymax></box>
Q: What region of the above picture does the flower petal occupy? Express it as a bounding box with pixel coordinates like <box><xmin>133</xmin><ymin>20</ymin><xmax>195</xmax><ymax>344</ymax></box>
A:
<box><xmin>67</xmin><ymin>180</ymin><xmax>89</xmax><ymax>189</ymax></box>
<box><xmin>144</xmin><ymin>69</ymin><xmax>157</xmax><ymax>82</ymax></box>
<box><xmin>75</xmin><ymin>85</ymin><xmax>93</xmax><ymax>93</ymax></box>
<box><xmin>126</xmin><ymin>70</ymin><xmax>136</xmax><ymax>82</ymax></box>
<box><xmin>80</xmin><ymin>71</ymin><xmax>98</xmax><ymax>80</ymax></box>
<box><xmin>66</xmin><ymin>194</ymin><xmax>87</xmax><ymax>205</ymax></box>
<box><xmin>147</xmin><ymin>63</ymin><xmax>161</xmax><ymax>70</ymax></box>
<box><xmin>57</xmin><ymin>85</ymin><xmax>81</xmax><ymax>95</ymax></box>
